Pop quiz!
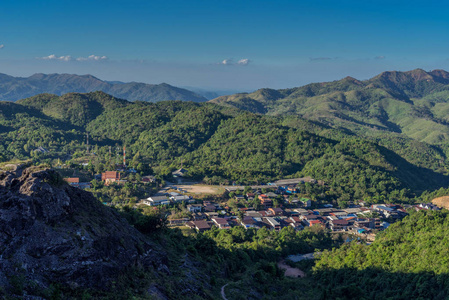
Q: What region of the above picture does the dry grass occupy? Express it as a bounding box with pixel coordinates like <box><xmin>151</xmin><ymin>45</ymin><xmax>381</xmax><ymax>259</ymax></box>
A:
<box><xmin>432</xmin><ymin>196</ymin><xmax>449</xmax><ymax>209</ymax></box>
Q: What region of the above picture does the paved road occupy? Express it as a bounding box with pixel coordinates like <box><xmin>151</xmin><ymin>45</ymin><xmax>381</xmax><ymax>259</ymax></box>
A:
<box><xmin>221</xmin><ymin>283</ymin><xmax>229</xmax><ymax>300</ymax></box>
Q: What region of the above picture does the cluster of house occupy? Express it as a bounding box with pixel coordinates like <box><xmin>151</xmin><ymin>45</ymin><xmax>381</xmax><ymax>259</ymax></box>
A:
<box><xmin>170</xmin><ymin>198</ymin><xmax>441</xmax><ymax>234</ymax></box>
<box><xmin>64</xmin><ymin>170</ymin><xmax>152</xmax><ymax>189</ymax></box>
<box><xmin>178</xmin><ymin>204</ymin><xmax>385</xmax><ymax>233</ymax></box>
<box><xmin>64</xmin><ymin>170</ymin><xmax>125</xmax><ymax>189</ymax></box>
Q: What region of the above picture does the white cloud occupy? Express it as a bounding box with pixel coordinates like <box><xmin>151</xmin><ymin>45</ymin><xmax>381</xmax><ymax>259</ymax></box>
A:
<box><xmin>0</xmin><ymin>45</ymin><xmax>4</xmax><ymax>49</ymax></box>
<box><xmin>374</xmin><ymin>55</ymin><xmax>386</xmax><ymax>60</ymax></box>
<box><xmin>237</xmin><ymin>58</ymin><xmax>250</xmax><ymax>65</ymax></box>
<box><xmin>76</xmin><ymin>54</ymin><xmax>108</xmax><ymax>61</ymax></box>
<box><xmin>38</xmin><ymin>54</ymin><xmax>108</xmax><ymax>62</ymax></box>
<box><xmin>219</xmin><ymin>58</ymin><xmax>250</xmax><ymax>65</ymax></box>
<box><xmin>221</xmin><ymin>59</ymin><xmax>233</xmax><ymax>65</ymax></box>
<box><xmin>40</xmin><ymin>54</ymin><xmax>73</xmax><ymax>61</ymax></box>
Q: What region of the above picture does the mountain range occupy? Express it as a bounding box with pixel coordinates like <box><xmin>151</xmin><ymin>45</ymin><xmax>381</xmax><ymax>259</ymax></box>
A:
<box><xmin>210</xmin><ymin>69</ymin><xmax>449</xmax><ymax>144</ymax></box>
<box><xmin>0</xmin><ymin>73</ymin><xmax>207</xmax><ymax>102</ymax></box>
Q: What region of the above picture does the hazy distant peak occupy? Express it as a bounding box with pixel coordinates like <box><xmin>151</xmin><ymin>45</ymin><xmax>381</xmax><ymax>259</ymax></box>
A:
<box><xmin>0</xmin><ymin>72</ymin><xmax>207</xmax><ymax>102</ymax></box>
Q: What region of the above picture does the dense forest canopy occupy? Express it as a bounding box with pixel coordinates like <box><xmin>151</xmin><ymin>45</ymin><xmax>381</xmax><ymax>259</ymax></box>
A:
<box><xmin>313</xmin><ymin>210</ymin><xmax>449</xmax><ymax>299</ymax></box>
<box><xmin>1</xmin><ymin>90</ymin><xmax>449</xmax><ymax>205</ymax></box>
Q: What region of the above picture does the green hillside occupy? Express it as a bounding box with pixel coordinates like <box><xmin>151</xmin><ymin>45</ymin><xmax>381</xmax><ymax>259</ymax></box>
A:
<box><xmin>2</xmin><ymin>91</ymin><xmax>449</xmax><ymax>206</ymax></box>
<box><xmin>210</xmin><ymin>69</ymin><xmax>449</xmax><ymax>145</ymax></box>
<box><xmin>17</xmin><ymin>91</ymin><xmax>129</xmax><ymax>127</ymax></box>
<box><xmin>314</xmin><ymin>210</ymin><xmax>449</xmax><ymax>299</ymax></box>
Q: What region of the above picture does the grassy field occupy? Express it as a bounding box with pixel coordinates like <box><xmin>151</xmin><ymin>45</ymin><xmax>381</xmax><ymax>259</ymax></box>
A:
<box><xmin>432</xmin><ymin>196</ymin><xmax>449</xmax><ymax>209</ymax></box>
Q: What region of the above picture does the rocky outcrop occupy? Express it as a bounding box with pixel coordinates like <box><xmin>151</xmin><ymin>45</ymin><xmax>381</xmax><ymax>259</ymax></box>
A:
<box><xmin>0</xmin><ymin>166</ymin><xmax>167</xmax><ymax>296</ymax></box>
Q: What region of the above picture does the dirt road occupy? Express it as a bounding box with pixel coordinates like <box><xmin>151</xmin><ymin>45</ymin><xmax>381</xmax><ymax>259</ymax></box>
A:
<box><xmin>277</xmin><ymin>260</ymin><xmax>306</xmax><ymax>278</ymax></box>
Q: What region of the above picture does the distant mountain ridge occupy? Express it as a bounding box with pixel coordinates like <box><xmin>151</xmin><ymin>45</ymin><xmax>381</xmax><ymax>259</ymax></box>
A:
<box><xmin>210</xmin><ymin>69</ymin><xmax>449</xmax><ymax>144</ymax></box>
<box><xmin>0</xmin><ymin>73</ymin><xmax>207</xmax><ymax>102</ymax></box>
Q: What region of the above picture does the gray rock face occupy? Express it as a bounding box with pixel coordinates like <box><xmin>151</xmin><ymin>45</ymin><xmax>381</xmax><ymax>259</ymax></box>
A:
<box><xmin>0</xmin><ymin>166</ymin><xmax>167</xmax><ymax>294</ymax></box>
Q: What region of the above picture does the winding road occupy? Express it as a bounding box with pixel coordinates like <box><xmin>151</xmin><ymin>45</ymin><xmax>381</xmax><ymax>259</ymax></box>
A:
<box><xmin>221</xmin><ymin>283</ymin><xmax>229</xmax><ymax>300</ymax></box>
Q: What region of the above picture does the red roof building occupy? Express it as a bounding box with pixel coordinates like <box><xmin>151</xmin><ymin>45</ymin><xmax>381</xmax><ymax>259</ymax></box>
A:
<box><xmin>101</xmin><ymin>171</ymin><xmax>121</xmax><ymax>186</ymax></box>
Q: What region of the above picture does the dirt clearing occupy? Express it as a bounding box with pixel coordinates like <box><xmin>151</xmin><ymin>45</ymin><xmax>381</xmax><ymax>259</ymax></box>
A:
<box><xmin>277</xmin><ymin>260</ymin><xmax>306</xmax><ymax>278</ymax></box>
<box><xmin>175</xmin><ymin>184</ymin><xmax>224</xmax><ymax>195</ymax></box>
<box><xmin>432</xmin><ymin>196</ymin><xmax>449</xmax><ymax>209</ymax></box>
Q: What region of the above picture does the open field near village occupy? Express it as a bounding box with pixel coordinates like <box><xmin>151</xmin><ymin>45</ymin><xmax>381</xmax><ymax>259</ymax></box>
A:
<box><xmin>174</xmin><ymin>184</ymin><xmax>225</xmax><ymax>195</ymax></box>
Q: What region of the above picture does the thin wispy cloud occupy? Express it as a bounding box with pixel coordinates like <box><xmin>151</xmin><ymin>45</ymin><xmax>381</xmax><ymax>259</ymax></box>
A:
<box><xmin>38</xmin><ymin>54</ymin><xmax>108</xmax><ymax>62</ymax></box>
<box><xmin>374</xmin><ymin>55</ymin><xmax>386</xmax><ymax>60</ymax></box>
<box><xmin>76</xmin><ymin>55</ymin><xmax>108</xmax><ymax>61</ymax></box>
<box><xmin>309</xmin><ymin>57</ymin><xmax>334</xmax><ymax>61</ymax></box>
<box><xmin>0</xmin><ymin>45</ymin><xmax>4</xmax><ymax>49</ymax></box>
<box><xmin>237</xmin><ymin>58</ymin><xmax>250</xmax><ymax>65</ymax></box>
<box><xmin>40</xmin><ymin>54</ymin><xmax>73</xmax><ymax>61</ymax></box>
<box><xmin>218</xmin><ymin>58</ymin><xmax>251</xmax><ymax>65</ymax></box>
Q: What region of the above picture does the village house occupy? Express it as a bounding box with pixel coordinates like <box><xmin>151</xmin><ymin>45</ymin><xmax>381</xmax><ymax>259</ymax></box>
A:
<box><xmin>64</xmin><ymin>177</ymin><xmax>91</xmax><ymax>189</ymax></box>
<box><xmin>301</xmin><ymin>214</ymin><xmax>325</xmax><ymax>227</ymax></box>
<box><xmin>268</xmin><ymin>207</ymin><xmax>284</xmax><ymax>216</ymax></box>
<box><xmin>293</xmin><ymin>208</ymin><xmax>310</xmax><ymax>216</ymax></box>
<box><xmin>142</xmin><ymin>195</ymin><xmax>170</xmax><ymax>206</ymax></box>
<box><xmin>192</xmin><ymin>220</ymin><xmax>211</xmax><ymax>232</ymax></box>
<box><xmin>64</xmin><ymin>177</ymin><xmax>79</xmax><ymax>187</ymax></box>
<box><xmin>330</xmin><ymin>211</ymin><xmax>351</xmax><ymax>218</ymax></box>
<box><xmin>172</xmin><ymin>168</ymin><xmax>188</xmax><ymax>183</ymax></box>
<box><xmin>241</xmin><ymin>216</ymin><xmax>259</xmax><ymax>229</ymax></box>
<box><xmin>288</xmin><ymin>216</ymin><xmax>304</xmax><ymax>231</ymax></box>
<box><xmin>329</xmin><ymin>219</ymin><xmax>350</xmax><ymax>231</ymax></box>
<box><xmin>168</xmin><ymin>218</ymin><xmax>189</xmax><ymax>226</ymax></box>
<box><xmin>205</xmin><ymin>212</ymin><xmax>220</xmax><ymax>218</ymax></box>
<box><xmin>285</xmin><ymin>185</ymin><xmax>299</xmax><ymax>194</ymax></box>
<box><xmin>212</xmin><ymin>217</ymin><xmax>231</xmax><ymax>229</ymax></box>
<box><xmin>307</xmin><ymin>219</ymin><xmax>324</xmax><ymax>228</ymax></box>
<box><xmin>246</xmin><ymin>210</ymin><xmax>262</xmax><ymax>218</ymax></box>
<box><xmin>266</xmin><ymin>192</ymin><xmax>278</xmax><ymax>198</ymax></box>
<box><xmin>418</xmin><ymin>203</ymin><xmax>441</xmax><ymax>210</ymax></box>
<box><xmin>204</xmin><ymin>204</ymin><xmax>217</xmax><ymax>212</ymax></box>
<box><xmin>141</xmin><ymin>175</ymin><xmax>156</xmax><ymax>183</ymax></box>
<box><xmin>187</xmin><ymin>204</ymin><xmax>202</xmax><ymax>213</ymax></box>
<box><xmin>258</xmin><ymin>194</ymin><xmax>273</xmax><ymax>208</ymax></box>
<box><xmin>299</xmin><ymin>198</ymin><xmax>311</xmax><ymax>207</ymax></box>
<box><xmin>343</xmin><ymin>207</ymin><xmax>363</xmax><ymax>214</ymax></box>
<box><xmin>101</xmin><ymin>171</ymin><xmax>121</xmax><ymax>186</ymax></box>
<box><xmin>170</xmin><ymin>195</ymin><xmax>191</xmax><ymax>203</ymax></box>
<box><xmin>265</xmin><ymin>217</ymin><xmax>281</xmax><ymax>230</ymax></box>
<box><xmin>353</xmin><ymin>218</ymin><xmax>374</xmax><ymax>229</ymax></box>
<box><xmin>192</xmin><ymin>212</ymin><xmax>207</xmax><ymax>220</ymax></box>
<box><xmin>315</xmin><ymin>208</ymin><xmax>339</xmax><ymax>216</ymax></box>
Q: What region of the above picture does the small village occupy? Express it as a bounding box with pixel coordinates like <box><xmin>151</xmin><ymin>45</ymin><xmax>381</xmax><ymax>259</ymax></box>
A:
<box><xmin>62</xmin><ymin>166</ymin><xmax>442</xmax><ymax>241</ymax></box>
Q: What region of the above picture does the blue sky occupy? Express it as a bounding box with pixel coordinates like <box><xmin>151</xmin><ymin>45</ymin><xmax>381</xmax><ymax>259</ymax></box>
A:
<box><xmin>1</xmin><ymin>0</ymin><xmax>449</xmax><ymax>91</ymax></box>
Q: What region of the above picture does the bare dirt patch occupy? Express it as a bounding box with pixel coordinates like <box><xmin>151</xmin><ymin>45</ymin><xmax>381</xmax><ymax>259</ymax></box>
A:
<box><xmin>277</xmin><ymin>260</ymin><xmax>306</xmax><ymax>278</ymax></box>
<box><xmin>432</xmin><ymin>196</ymin><xmax>449</xmax><ymax>209</ymax></box>
<box><xmin>175</xmin><ymin>184</ymin><xmax>224</xmax><ymax>195</ymax></box>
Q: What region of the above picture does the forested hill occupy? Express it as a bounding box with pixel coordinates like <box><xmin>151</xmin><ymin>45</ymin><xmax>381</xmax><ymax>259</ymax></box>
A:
<box><xmin>210</xmin><ymin>69</ymin><xmax>449</xmax><ymax>144</ymax></box>
<box><xmin>0</xmin><ymin>72</ymin><xmax>207</xmax><ymax>102</ymax></box>
<box><xmin>2</xmin><ymin>92</ymin><xmax>449</xmax><ymax>206</ymax></box>
<box><xmin>313</xmin><ymin>210</ymin><xmax>449</xmax><ymax>299</ymax></box>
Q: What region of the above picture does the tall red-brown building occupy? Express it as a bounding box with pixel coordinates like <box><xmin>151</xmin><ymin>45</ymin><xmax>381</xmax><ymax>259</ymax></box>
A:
<box><xmin>101</xmin><ymin>171</ymin><xmax>121</xmax><ymax>185</ymax></box>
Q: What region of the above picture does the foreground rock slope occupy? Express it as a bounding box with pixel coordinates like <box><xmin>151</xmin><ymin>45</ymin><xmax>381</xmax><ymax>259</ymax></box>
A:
<box><xmin>0</xmin><ymin>165</ymin><xmax>167</xmax><ymax>295</ymax></box>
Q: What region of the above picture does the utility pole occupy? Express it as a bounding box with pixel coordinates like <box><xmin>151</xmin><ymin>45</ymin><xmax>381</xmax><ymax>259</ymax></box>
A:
<box><xmin>123</xmin><ymin>146</ymin><xmax>126</xmax><ymax>168</ymax></box>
